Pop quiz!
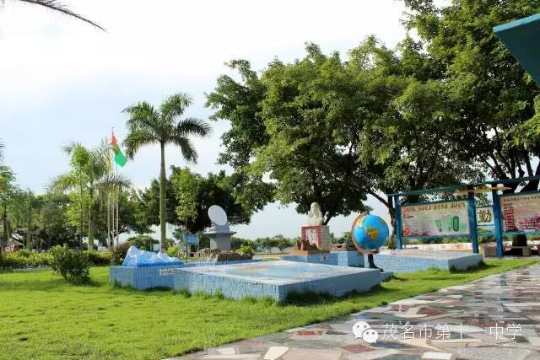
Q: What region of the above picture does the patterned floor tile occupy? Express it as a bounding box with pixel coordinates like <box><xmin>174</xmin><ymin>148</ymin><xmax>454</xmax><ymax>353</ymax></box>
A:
<box><xmin>179</xmin><ymin>264</ymin><xmax>540</xmax><ymax>360</ymax></box>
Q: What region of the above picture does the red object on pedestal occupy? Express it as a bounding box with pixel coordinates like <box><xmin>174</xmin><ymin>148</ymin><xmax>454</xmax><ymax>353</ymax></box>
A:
<box><xmin>301</xmin><ymin>226</ymin><xmax>323</xmax><ymax>249</ymax></box>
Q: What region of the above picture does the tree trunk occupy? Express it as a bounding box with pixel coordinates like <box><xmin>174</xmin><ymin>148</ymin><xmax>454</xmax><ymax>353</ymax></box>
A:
<box><xmin>88</xmin><ymin>188</ymin><xmax>95</xmax><ymax>250</ymax></box>
<box><xmin>88</xmin><ymin>217</ymin><xmax>95</xmax><ymax>250</ymax></box>
<box><xmin>1</xmin><ymin>203</ymin><xmax>7</xmax><ymax>256</ymax></box>
<box><xmin>159</xmin><ymin>141</ymin><xmax>167</xmax><ymax>250</ymax></box>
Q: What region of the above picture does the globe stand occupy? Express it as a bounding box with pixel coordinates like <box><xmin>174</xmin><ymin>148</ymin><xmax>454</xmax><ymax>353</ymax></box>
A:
<box><xmin>367</xmin><ymin>253</ymin><xmax>384</xmax><ymax>272</ymax></box>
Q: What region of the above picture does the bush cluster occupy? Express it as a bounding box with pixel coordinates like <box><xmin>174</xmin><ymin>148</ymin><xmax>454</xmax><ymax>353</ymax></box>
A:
<box><xmin>49</xmin><ymin>245</ymin><xmax>90</xmax><ymax>284</ymax></box>
<box><xmin>0</xmin><ymin>251</ymin><xmax>53</xmax><ymax>269</ymax></box>
<box><xmin>0</xmin><ymin>249</ymin><xmax>112</xmax><ymax>269</ymax></box>
<box><xmin>85</xmin><ymin>251</ymin><xmax>112</xmax><ymax>265</ymax></box>
<box><xmin>112</xmin><ymin>242</ymin><xmax>131</xmax><ymax>265</ymax></box>
<box><xmin>237</xmin><ymin>245</ymin><xmax>254</xmax><ymax>257</ymax></box>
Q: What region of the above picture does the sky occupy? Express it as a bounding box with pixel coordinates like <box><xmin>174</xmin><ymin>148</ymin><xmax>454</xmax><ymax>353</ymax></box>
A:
<box><xmin>0</xmin><ymin>0</ymin><xmax>409</xmax><ymax>239</ymax></box>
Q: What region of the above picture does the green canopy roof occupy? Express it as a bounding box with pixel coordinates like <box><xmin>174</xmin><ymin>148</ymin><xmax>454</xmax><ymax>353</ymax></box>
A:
<box><xmin>494</xmin><ymin>13</ymin><xmax>540</xmax><ymax>86</ymax></box>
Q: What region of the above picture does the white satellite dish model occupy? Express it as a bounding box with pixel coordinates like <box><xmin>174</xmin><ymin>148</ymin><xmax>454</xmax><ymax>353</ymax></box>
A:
<box><xmin>208</xmin><ymin>205</ymin><xmax>228</xmax><ymax>226</ymax></box>
<box><xmin>205</xmin><ymin>205</ymin><xmax>235</xmax><ymax>251</ymax></box>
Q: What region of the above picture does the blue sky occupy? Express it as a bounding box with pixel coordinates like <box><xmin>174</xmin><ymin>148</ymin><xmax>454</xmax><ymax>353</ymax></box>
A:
<box><xmin>0</xmin><ymin>0</ymin><xmax>408</xmax><ymax>239</ymax></box>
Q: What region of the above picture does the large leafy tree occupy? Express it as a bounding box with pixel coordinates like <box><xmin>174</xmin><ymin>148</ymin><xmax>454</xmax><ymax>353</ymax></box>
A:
<box><xmin>401</xmin><ymin>0</ymin><xmax>540</xmax><ymax>245</ymax></box>
<box><xmin>206</xmin><ymin>60</ymin><xmax>275</xmax><ymax>214</ymax></box>
<box><xmin>136</xmin><ymin>167</ymin><xmax>255</xmax><ymax>234</ymax></box>
<box><xmin>169</xmin><ymin>167</ymin><xmax>253</xmax><ymax>233</ymax></box>
<box><xmin>207</xmin><ymin>39</ymin><xmax>484</xmax><ymax>232</ymax></box>
<box><xmin>254</xmin><ymin>44</ymin><xmax>372</xmax><ymax>223</ymax></box>
<box><xmin>123</xmin><ymin>93</ymin><xmax>211</xmax><ymax>248</ymax></box>
<box><xmin>3</xmin><ymin>0</ymin><xmax>104</xmax><ymax>30</ymax></box>
<box><xmin>402</xmin><ymin>0</ymin><xmax>540</xmax><ymax>187</ymax></box>
<box><xmin>36</xmin><ymin>193</ymin><xmax>77</xmax><ymax>249</ymax></box>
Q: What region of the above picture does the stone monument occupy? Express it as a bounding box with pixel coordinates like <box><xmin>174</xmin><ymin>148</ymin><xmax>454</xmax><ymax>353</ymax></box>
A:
<box><xmin>298</xmin><ymin>202</ymin><xmax>331</xmax><ymax>251</ymax></box>
<box><xmin>204</xmin><ymin>205</ymin><xmax>235</xmax><ymax>251</ymax></box>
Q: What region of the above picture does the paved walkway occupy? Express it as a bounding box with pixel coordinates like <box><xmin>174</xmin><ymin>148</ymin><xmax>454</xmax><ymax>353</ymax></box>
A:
<box><xmin>179</xmin><ymin>264</ymin><xmax>540</xmax><ymax>360</ymax></box>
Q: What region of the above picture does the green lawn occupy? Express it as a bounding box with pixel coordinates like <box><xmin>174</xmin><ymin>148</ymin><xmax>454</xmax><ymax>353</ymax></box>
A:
<box><xmin>0</xmin><ymin>259</ymin><xmax>536</xmax><ymax>360</ymax></box>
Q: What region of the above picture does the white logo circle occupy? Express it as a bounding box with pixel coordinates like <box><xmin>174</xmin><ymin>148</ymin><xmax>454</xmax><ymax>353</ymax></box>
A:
<box><xmin>352</xmin><ymin>321</ymin><xmax>371</xmax><ymax>339</ymax></box>
<box><xmin>362</xmin><ymin>328</ymin><xmax>379</xmax><ymax>344</ymax></box>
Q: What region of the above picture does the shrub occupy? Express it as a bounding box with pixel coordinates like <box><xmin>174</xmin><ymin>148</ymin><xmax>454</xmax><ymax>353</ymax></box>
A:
<box><xmin>15</xmin><ymin>249</ymin><xmax>31</xmax><ymax>258</ymax></box>
<box><xmin>49</xmin><ymin>245</ymin><xmax>91</xmax><ymax>284</ymax></box>
<box><xmin>237</xmin><ymin>245</ymin><xmax>254</xmax><ymax>257</ymax></box>
<box><xmin>166</xmin><ymin>245</ymin><xmax>181</xmax><ymax>258</ymax></box>
<box><xmin>112</xmin><ymin>242</ymin><xmax>131</xmax><ymax>265</ymax></box>
<box><xmin>85</xmin><ymin>251</ymin><xmax>112</xmax><ymax>266</ymax></box>
<box><xmin>0</xmin><ymin>251</ymin><xmax>52</xmax><ymax>269</ymax></box>
<box><xmin>126</xmin><ymin>235</ymin><xmax>158</xmax><ymax>251</ymax></box>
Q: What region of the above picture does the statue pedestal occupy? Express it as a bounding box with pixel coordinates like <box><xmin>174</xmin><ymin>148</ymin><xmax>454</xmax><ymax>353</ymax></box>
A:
<box><xmin>204</xmin><ymin>230</ymin><xmax>235</xmax><ymax>251</ymax></box>
<box><xmin>301</xmin><ymin>225</ymin><xmax>331</xmax><ymax>250</ymax></box>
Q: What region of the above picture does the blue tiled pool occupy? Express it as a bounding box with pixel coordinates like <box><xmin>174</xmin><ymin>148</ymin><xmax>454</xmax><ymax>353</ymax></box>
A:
<box><xmin>173</xmin><ymin>261</ymin><xmax>381</xmax><ymax>302</ymax></box>
<box><xmin>373</xmin><ymin>249</ymin><xmax>483</xmax><ymax>272</ymax></box>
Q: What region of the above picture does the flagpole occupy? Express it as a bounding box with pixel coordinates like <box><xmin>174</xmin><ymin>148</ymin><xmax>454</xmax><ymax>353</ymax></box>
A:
<box><xmin>107</xmin><ymin>191</ymin><xmax>111</xmax><ymax>250</ymax></box>
<box><xmin>115</xmin><ymin>162</ymin><xmax>119</xmax><ymax>248</ymax></box>
<box><xmin>109</xmin><ymin>127</ymin><xmax>114</xmax><ymax>250</ymax></box>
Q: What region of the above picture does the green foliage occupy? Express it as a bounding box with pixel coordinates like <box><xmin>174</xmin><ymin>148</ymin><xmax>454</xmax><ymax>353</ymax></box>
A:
<box><xmin>52</xmin><ymin>141</ymin><xmax>131</xmax><ymax>249</ymax></box>
<box><xmin>158</xmin><ymin>167</ymin><xmax>256</xmax><ymax>233</ymax></box>
<box><xmin>231</xmin><ymin>237</ymin><xmax>251</xmax><ymax>250</ymax></box>
<box><xmin>112</xmin><ymin>242</ymin><xmax>131</xmax><ymax>265</ymax></box>
<box><xmin>237</xmin><ymin>244</ymin><xmax>254</xmax><ymax>257</ymax></box>
<box><xmin>402</xmin><ymin>0</ymin><xmax>540</xmax><ymax>191</ymax></box>
<box><xmin>166</xmin><ymin>245</ymin><xmax>181</xmax><ymax>258</ymax></box>
<box><xmin>48</xmin><ymin>245</ymin><xmax>91</xmax><ymax>284</ymax></box>
<box><xmin>84</xmin><ymin>251</ymin><xmax>112</xmax><ymax>266</ymax></box>
<box><xmin>126</xmin><ymin>235</ymin><xmax>158</xmax><ymax>251</ymax></box>
<box><xmin>0</xmin><ymin>251</ymin><xmax>52</xmax><ymax>269</ymax></box>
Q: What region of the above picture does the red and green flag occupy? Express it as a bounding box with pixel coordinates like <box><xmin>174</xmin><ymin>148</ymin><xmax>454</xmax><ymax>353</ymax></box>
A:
<box><xmin>110</xmin><ymin>132</ymin><xmax>127</xmax><ymax>167</ymax></box>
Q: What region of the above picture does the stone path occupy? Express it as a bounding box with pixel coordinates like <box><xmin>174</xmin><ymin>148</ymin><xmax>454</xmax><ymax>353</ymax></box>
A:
<box><xmin>177</xmin><ymin>264</ymin><xmax>540</xmax><ymax>360</ymax></box>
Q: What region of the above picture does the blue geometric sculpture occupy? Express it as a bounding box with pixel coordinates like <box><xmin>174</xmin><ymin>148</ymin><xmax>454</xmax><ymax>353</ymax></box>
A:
<box><xmin>122</xmin><ymin>246</ymin><xmax>183</xmax><ymax>267</ymax></box>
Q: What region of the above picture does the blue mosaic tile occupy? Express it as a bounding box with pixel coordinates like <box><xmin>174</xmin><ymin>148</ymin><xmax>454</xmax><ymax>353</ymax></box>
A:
<box><xmin>173</xmin><ymin>260</ymin><xmax>381</xmax><ymax>302</ymax></box>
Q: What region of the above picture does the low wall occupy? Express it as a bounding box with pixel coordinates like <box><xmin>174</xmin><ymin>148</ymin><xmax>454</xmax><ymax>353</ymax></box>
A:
<box><xmin>109</xmin><ymin>259</ymin><xmax>260</xmax><ymax>290</ymax></box>
<box><xmin>173</xmin><ymin>261</ymin><xmax>380</xmax><ymax>302</ymax></box>
<box><xmin>280</xmin><ymin>251</ymin><xmax>364</xmax><ymax>267</ymax></box>
<box><xmin>109</xmin><ymin>264</ymin><xmax>179</xmax><ymax>290</ymax></box>
<box><xmin>373</xmin><ymin>251</ymin><xmax>483</xmax><ymax>273</ymax></box>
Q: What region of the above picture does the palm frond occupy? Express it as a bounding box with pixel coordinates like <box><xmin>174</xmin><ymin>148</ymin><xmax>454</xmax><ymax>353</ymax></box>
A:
<box><xmin>98</xmin><ymin>172</ymin><xmax>132</xmax><ymax>189</ymax></box>
<box><xmin>172</xmin><ymin>137</ymin><xmax>198</xmax><ymax>163</ymax></box>
<box><xmin>61</xmin><ymin>140</ymin><xmax>82</xmax><ymax>155</ymax></box>
<box><xmin>50</xmin><ymin>173</ymin><xmax>80</xmax><ymax>193</ymax></box>
<box><xmin>0</xmin><ymin>165</ymin><xmax>15</xmax><ymax>192</ymax></box>
<box><xmin>123</xmin><ymin>101</ymin><xmax>160</xmax><ymax>132</ymax></box>
<box><xmin>175</xmin><ymin>117</ymin><xmax>212</xmax><ymax>137</ymax></box>
<box><xmin>160</xmin><ymin>93</ymin><xmax>192</xmax><ymax>121</ymax></box>
<box><xmin>123</xmin><ymin>129</ymin><xmax>158</xmax><ymax>159</ymax></box>
<box><xmin>16</xmin><ymin>0</ymin><xmax>105</xmax><ymax>31</ymax></box>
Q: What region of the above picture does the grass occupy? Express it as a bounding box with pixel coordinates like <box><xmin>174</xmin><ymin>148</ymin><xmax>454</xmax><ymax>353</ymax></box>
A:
<box><xmin>0</xmin><ymin>259</ymin><xmax>536</xmax><ymax>360</ymax></box>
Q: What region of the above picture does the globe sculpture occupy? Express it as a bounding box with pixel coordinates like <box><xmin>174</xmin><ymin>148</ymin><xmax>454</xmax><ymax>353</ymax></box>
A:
<box><xmin>351</xmin><ymin>214</ymin><xmax>389</xmax><ymax>252</ymax></box>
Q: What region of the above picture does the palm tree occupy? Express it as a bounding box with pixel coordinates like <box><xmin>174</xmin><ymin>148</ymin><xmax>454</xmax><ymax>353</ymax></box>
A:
<box><xmin>123</xmin><ymin>93</ymin><xmax>211</xmax><ymax>248</ymax></box>
<box><xmin>53</xmin><ymin>140</ymin><xmax>130</xmax><ymax>249</ymax></box>
<box><xmin>3</xmin><ymin>0</ymin><xmax>104</xmax><ymax>30</ymax></box>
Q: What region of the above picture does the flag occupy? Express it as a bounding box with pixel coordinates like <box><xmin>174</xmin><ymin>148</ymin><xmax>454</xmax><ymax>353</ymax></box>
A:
<box><xmin>110</xmin><ymin>132</ymin><xmax>127</xmax><ymax>167</ymax></box>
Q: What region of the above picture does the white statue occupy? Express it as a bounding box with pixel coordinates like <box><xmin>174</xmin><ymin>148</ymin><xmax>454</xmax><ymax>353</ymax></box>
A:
<box><xmin>307</xmin><ymin>202</ymin><xmax>323</xmax><ymax>226</ymax></box>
